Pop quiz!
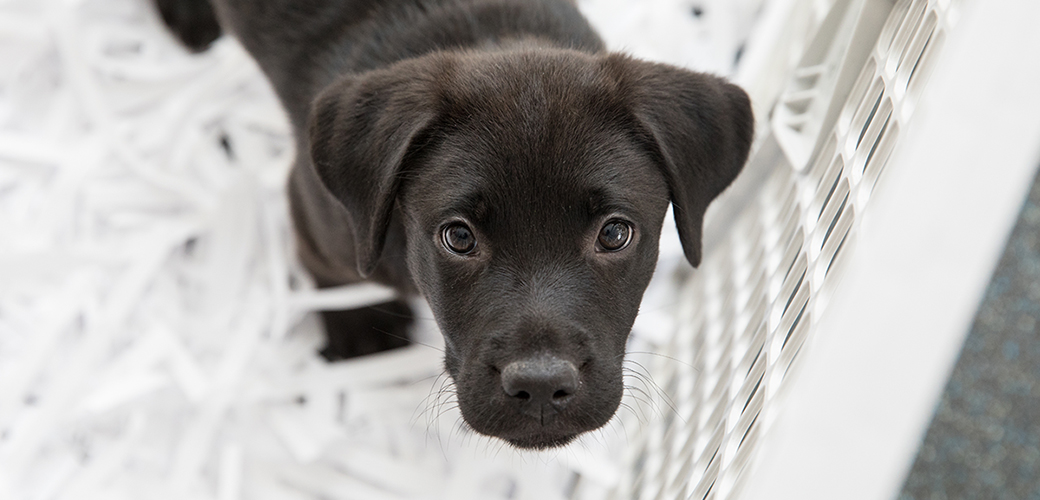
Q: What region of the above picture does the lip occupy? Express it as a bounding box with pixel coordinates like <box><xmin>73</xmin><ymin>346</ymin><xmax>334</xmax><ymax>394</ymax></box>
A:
<box><xmin>491</xmin><ymin>406</ymin><xmax>611</xmax><ymax>449</ymax></box>
<box><xmin>503</xmin><ymin>431</ymin><xmax>581</xmax><ymax>450</ymax></box>
<box><xmin>468</xmin><ymin>408</ymin><xmax>591</xmax><ymax>449</ymax></box>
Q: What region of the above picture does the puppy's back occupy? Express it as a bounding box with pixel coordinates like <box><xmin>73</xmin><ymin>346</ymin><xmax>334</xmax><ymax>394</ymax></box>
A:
<box><xmin>157</xmin><ymin>0</ymin><xmax>604</xmax><ymax>128</ymax></box>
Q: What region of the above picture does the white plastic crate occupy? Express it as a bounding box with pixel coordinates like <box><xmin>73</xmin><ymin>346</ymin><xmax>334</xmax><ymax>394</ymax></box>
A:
<box><xmin>603</xmin><ymin>1</ymin><xmax>959</xmax><ymax>498</ymax></box>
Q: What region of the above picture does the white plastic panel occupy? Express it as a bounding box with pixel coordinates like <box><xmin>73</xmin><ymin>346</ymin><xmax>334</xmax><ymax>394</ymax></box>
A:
<box><xmin>602</xmin><ymin>1</ymin><xmax>965</xmax><ymax>499</ymax></box>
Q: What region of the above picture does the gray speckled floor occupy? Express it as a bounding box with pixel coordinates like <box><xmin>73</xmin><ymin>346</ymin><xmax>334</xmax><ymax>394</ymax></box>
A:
<box><xmin>898</xmin><ymin>167</ymin><xmax>1040</xmax><ymax>500</ymax></box>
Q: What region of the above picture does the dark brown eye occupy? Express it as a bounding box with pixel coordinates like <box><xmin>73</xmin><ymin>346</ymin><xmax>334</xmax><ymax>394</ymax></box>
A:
<box><xmin>442</xmin><ymin>223</ymin><xmax>476</xmax><ymax>254</ymax></box>
<box><xmin>598</xmin><ymin>220</ymin><xmax>632</xmax><ymax>251</ymax></box>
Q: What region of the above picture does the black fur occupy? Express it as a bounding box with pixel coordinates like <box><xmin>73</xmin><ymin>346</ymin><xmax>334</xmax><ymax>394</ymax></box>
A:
<box><xmin>319</xmin><ymin>300</ymin><xmax>413</xmax><ymax>361</ymax></box>
<box><xmin>159</xmin><ymin>0</ymin><xmax>753</xmax><ymax>449</ymax></box>
<box><xmin>155</xmin><ymin>0</ymin><xmax>222</xmax><ymax>52</ymax></box>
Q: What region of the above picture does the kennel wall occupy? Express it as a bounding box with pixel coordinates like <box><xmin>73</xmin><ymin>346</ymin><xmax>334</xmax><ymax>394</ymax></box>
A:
<box><xmin>595</xmin><ymin>0</ymin><xmax>1040</xmax><ymax>499</ymax></box>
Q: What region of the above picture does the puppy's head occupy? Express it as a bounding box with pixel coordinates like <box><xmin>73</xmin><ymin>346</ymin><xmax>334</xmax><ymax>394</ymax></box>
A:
<box><xmin>310</xmin><ymin>49</ymin><xmax>752</xmax><ymax>449</ymax></box>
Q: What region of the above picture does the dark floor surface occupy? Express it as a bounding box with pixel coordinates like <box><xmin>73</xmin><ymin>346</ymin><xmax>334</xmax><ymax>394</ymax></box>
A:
<box><xmin>898</xmin><ymin>167</ymin><xmax>1040</xmax><ymax>499</ymax></box>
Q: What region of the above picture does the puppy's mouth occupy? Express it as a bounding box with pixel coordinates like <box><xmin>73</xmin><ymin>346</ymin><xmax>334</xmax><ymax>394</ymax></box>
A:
<box><xmin>462</xmin><ymin>404</ymin><xmax>599</xmax><ymax>450</ymax></box>
<box><xmin>485</xmin><ymin>402</ymin><xmax>594</xmax><ymax>450</ymax></box>
<box><xmin>452</xmin><ymin>355</ymin><xmax>623</xmax><ymax>449</ymax></box>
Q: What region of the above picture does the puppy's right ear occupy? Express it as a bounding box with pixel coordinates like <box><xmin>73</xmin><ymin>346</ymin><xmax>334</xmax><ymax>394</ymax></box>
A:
<box><xmin>309</xmin><ymin>59</ymin><xmax>447</xmax><ymax>277</ymax></box>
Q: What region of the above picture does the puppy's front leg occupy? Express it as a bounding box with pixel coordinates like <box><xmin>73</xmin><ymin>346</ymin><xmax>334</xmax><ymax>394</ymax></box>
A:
<box><xmin>318</xmin><ymin>300</ymin><xmax>413</xmax><ymax>361</ymax></box>
<box><xmin>290</xmin><ymin>166</ymin><xmax>416</xmax><ymax>360</ymax></box>
<box><xmin>155</xmin><ymin>0</ymin><xmax>221</xmax><ymax>52</ymax></box>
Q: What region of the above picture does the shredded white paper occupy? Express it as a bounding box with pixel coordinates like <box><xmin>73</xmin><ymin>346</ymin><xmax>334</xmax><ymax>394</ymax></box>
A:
<box><xmin>0</xmin><ymin>0</ymin><xmax>762</xmax><ymax>498</ymax></box>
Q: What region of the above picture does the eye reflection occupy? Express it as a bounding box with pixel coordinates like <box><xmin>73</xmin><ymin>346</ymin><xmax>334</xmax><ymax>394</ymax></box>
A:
<box><xmin>598</xmin><ymin>220</ymin><xmax>632</xmax><ymax>251</ymax></box>
<box><xmin>443</xmin><ymin>223</ymin><xmax>477</xmax><ymax>254</ymax></box>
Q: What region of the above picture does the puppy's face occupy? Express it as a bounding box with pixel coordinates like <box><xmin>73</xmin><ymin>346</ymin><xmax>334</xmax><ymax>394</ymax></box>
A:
<box><xmin>310</xmin><ymin>49</ymin><xmax>753</xmax><ymax>448</ymax></box>
<box><xmin>401</xmin><ymin>109</ymin><xmax>670</xmax><ymax>447</ymax></box>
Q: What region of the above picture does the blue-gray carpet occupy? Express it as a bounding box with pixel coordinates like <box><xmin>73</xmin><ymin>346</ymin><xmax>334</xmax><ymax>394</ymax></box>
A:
<box><xmin>899</xmin><ymin>167</ymin><xmax>1040</xmax><ymax>499</ymax></box>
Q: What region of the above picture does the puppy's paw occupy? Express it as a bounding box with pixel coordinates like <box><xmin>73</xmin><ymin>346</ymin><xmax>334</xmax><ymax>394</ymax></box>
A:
<box><xmin>155</xmin><ymin>0</ymin><xmax>222</xmax><ymax>53</ymax></box>
<box><xmin>318</xmin><ymin>299</ymin><xmax>413</xmax><ymax>361</ymax></box>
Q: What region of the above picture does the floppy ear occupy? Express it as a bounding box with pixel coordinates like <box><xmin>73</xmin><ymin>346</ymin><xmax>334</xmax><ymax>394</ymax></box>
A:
<box><xmin>609</xmin><ymin>56</ymin><xmax>754</xmax><ymax>267</ymax></box>
<box><xmin>308</xmin><ymin>60</ymin><xmax>444</xmax><ymax>277</ymax></box>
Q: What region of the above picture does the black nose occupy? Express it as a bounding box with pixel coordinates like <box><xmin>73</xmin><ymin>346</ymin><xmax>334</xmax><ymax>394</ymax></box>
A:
<box><xmin>500</xmin><ymin>356</ymin><xmax>579</xmax><ymax>408</ymax></box>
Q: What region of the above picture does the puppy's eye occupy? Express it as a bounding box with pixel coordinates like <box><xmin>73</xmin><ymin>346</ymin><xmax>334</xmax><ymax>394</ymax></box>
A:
<box><xmin>598</xmin><ymin>220</ymin><xmax>632</xmax><ymax>252</ymax></box>
<box><xmin>442</xmin><ymin>223</ymin><xmax>477</xmax><ymax>254</ymax></box>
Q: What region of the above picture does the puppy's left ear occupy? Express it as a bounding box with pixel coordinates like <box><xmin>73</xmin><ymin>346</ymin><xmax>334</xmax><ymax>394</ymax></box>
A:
<box><xmin>609</xmin><ymin>56</ymin><xmax>754</xmax><ymax>267</ymax></box>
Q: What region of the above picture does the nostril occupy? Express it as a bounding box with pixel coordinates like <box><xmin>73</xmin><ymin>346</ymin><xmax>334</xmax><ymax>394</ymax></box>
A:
<box><xmin>516</xmin><ymin>391</ymin><xmax>530</xmax><ymax>400</ymax></box>
<box><xmin>552</xmin><ymin>389</ymin><xmax>570</xmax><ymax>400</ymax></box>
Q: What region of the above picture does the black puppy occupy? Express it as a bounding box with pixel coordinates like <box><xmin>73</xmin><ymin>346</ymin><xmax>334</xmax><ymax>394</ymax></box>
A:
<box><xmin>158</xmin><ymin>0</ymin><xmax>752</xmax><ymax>449</ymax></box>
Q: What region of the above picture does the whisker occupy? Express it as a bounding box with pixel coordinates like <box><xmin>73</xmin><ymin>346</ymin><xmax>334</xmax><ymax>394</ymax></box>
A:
<box><xmin>617</xmin><ymin>400</ymin><xmax>647</xmax><ymax>425</ymax></box>
<box><xmin>416</xmin><ymin>371</ymin><xmax>459</xmax><ymax>445</ymax></box>
<box><xmin>613</xmin><ymin>413</ymin><xmax>632</xmax><ymax>445</ymax></box>
<box><xmin>623</xmin><ymin>383</ymin><xmax>658</xmax><ymax>407</ymax></box>
<box><xmin>622</xmin><ymin>382</ymin><xmax>667</xmax><ymax>422</ymax></box>
<box><xmin>623</xmin><ymin>359</ymin><xmax>682</xmax><ymax>404</ymax></box>
<box><xmin>367</xmin><ymin>303</ymin><xmax>439</xmax><ymax>322</ymax></box>
<box><xmin>624</xmin><ymin>350</ymin><xmax>699</xmax><ymax>372</ymax></box>
<box><xmin>624</xmin><ymin>372</ymin><xmax>673</xmax><ymax>422</ymax></box>
<box><xmin>370</xmin><ymin>326</ymin><xmax>458</xmax><ymax>361</ymax></box>
<box><xmin>609</xmin><ymin>410</ymin><xmax>632</xmax><ymax>444</ymax></box>
<box><xmin>622</xmin><ymin>365</ymin><xmax>684</xmax><ymax>424</ymax></box>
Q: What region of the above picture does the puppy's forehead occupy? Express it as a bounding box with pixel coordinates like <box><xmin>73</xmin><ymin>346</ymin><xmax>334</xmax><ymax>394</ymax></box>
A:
<box><xmin>441</xmin><ymin>49</ymin><xmax>625</xmax><ymax>121</ymax></box>
<box><xmin>416</xmin><ymin>123</ymin><xmax>666</xmax><ymax>230</ymax></box>
<box><xmin>443</xmin><ymin>181</ymin><xmax>640</xmax><ymax>226</ymax></box>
